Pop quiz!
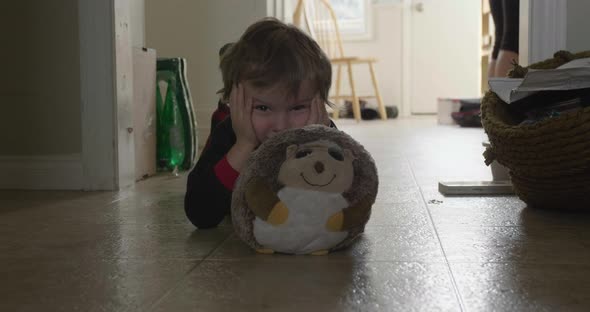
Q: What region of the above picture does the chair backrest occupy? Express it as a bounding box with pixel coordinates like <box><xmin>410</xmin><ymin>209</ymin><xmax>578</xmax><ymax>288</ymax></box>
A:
<box><xmin>293</xmin><ymin>0</ymin><xmax>344</xmax><ymax>59</ymax></box>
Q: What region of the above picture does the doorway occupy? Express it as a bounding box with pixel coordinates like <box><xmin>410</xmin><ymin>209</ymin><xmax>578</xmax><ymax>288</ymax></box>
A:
<box><xmin>404</xmin><ymin>0</ymin><xmax>481</xmax><ymax>114</ymax></box>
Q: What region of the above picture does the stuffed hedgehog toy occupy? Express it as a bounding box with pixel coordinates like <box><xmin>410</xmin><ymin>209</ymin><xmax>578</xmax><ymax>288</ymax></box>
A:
<box><xmin>231</xmin><ymin>125</ymin><xmax>378</xmax><ymax>255</ymax></box>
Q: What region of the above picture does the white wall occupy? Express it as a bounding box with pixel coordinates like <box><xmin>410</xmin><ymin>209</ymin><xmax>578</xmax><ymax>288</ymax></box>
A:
<box><xmin>339</xmin><ymin>4</ymin><xmax>403</xmax><ymax>110</ymax></box>
<box><xmin>0</xmin><ymin>0</ymin><xmax>81</xmax><ymax>156</ymax></box>
<box><xmin>566</xmin><ymin>0</ymin><xmax>590</xmax><ymax>53</ymax></box>
<box><xmin>145</xmin><ymin>0</ymin><xmax>268</xmax><ymax>149</ymax></box>
<box><xmin>0</xmin><ymin>1</ymin><xmax>85</xmax><ymax>190</ymax></box>
<box><xmin>283</xmin><ymin>1</ymin><xmax>403</xmax><ymax>111</ymax></box>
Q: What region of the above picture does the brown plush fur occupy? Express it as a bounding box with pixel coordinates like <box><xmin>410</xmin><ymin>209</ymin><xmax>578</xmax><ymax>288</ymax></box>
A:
<box><xmin>231</xmin><ymin>125</ymin><xmax>379</xmax><ymax>252</ymax></box>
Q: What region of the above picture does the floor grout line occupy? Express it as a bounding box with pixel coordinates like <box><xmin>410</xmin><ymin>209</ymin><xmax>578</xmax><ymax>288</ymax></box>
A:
<box><xmin>408</xmin><ymin>159</ymin><xmax>467</xmax><ymax>312</ymax></box>
<box><xmin>146</xmin><ymin>232</ymin><xmax>233</xmax><ymax>311</ymax></box>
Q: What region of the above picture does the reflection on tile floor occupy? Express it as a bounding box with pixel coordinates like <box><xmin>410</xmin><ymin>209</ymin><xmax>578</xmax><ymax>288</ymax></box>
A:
<box><xmin>1</xmin><ymin>117</ymin><xmax>589</xmax><ymax>311</ymax></box>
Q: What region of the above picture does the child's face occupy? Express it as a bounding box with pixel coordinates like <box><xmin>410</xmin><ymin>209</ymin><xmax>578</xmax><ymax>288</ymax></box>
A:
<box><xmin>244</xmin><ymin>80</ymin><xmax>317</xmax><ymax>143</ymax></box>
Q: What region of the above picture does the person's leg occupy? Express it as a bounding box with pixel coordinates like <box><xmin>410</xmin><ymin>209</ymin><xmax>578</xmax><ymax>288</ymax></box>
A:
<box><xmin>488</xmin><ymin>0</ymin><xmax>503</xmax><ymax>77</ymax></box>
<box><xmin>495</xmin><ymin>0</ymin><xmax>519</xmax><ymax>77</ymax></box>
<box><xmin>495</xmin><ymin>51</ymin><xmax>518</xmax><ymax>77</ymax></box>
<box><xmin>488</xmin><ymin>59</ymin><xmax>497</xmax><ymax>78</ymax></box>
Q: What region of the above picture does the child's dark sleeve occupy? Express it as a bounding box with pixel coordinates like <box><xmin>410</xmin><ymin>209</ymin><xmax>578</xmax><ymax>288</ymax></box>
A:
<box><xmin>184</xmin><ymin>117</ymin><xmax>237</xmax><ymax>229</ymax></box>
<box><xmin>210</xmin><ymin>100</ymin><xmax>230</xmax><ymax>131</ymax></box>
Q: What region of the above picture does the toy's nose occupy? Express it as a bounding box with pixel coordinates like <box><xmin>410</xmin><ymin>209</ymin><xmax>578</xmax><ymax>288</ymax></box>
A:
<box><xmin>314</xmin><ymin>161</ymin><xmax>324</xmax><ymax>174</ymax></box>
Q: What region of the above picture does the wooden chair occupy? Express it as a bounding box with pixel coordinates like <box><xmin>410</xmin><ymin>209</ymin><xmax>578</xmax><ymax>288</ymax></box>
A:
<box><xmin>293</xmin><ymin>0</ymin><xmax>387</xmax><ymax>121</ymax></box>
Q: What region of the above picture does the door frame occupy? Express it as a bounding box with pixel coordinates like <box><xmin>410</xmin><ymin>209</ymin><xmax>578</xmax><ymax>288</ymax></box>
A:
<box><xmin>400</xmin><ymin>0</ymin><xmax>412</xmax><ymax>117</ymax></box>
<box><xmin>400</xmin><ymin>0</ymin><xmax>482</xmax><ymax>116</ymax></box>
<box><xmin>79</xmin><ymin>0</ymin><xmax>135</xmax><ymax>190</ymax></box>
<box><xmin>400</xmin><ymin>0</ymin><xmax>568</xmax><ymax>116</ymax></box>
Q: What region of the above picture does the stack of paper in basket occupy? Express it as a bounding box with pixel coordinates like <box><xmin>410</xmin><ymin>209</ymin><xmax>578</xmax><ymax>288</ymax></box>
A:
<box><xmin>488</xmin><ymin>57</ymin><xmax>590</xmax><ymax>125</ymax></box>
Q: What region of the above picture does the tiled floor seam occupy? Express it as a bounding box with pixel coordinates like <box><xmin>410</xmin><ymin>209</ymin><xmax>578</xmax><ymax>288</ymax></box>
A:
<box><xmin>409</xmin><ymin>159</ymin><xmax>467</xmax><ymax>312</ymax></box>
<box><xmin>146</xmin><ymin>232</ymin><xmax>233</xmax><ymax>311</ymax></box>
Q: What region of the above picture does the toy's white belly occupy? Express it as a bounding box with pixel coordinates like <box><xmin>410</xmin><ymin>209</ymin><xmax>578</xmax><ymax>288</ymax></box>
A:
<box><xmin>253</xmin><ymin>187</ymin><xmax>348</xmax><ymax>254</ymax></box>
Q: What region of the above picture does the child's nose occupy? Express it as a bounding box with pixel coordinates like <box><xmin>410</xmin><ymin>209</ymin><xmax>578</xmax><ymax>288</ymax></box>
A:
<box><xmin>272</xmin><ymin>114</ymin><xmax>289</xmax><ymax>132</ymax></box>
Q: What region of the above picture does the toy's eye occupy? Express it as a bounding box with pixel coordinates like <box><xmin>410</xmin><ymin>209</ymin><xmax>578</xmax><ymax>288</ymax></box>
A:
<box><xmin>328</xmin><ymin>147</ymin><xmax>344</xmax><ymax>161</ymax></box>
<box><xmin>295</xmin><ymin>149</ymin><xmax>312</xmax><ymax>159</ymax></box>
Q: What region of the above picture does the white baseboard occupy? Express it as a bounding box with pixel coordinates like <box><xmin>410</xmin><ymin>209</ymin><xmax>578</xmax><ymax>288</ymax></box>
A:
<box><xmin>0</xmin><ymin>154</ymin><xmax>83</xmax><ymax>190</ymax></box>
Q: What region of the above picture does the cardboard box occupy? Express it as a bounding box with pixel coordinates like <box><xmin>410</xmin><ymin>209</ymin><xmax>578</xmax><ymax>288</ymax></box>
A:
<box><xmin>437</xmin><ymin>98</ymin><xmax>461</xmax><ymax>125</ymax></box>
<box><xmin>133</xmin><ymin>47</ymin><xmax>157</xmax><ymax>180</ymax></box>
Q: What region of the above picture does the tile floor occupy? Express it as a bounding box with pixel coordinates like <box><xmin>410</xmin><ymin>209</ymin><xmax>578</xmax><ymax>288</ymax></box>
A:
<box><xmin>2</xmin><ymin>117</ymin><xmax>590</xmax><ymax>311</ymax></box>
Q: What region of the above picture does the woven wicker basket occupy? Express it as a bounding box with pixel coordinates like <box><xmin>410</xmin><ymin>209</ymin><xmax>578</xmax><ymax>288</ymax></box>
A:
<box><xmin>481</xmin><ymin>51</ymin><xmax>590</xmax><ymax>210</ymax></box>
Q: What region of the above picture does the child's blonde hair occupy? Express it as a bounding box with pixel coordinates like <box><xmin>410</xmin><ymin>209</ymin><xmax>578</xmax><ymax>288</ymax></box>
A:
<box><xmin>220</xmin><ymin>18</ymin><xmax>332</xmax><ymax>105</ymax></box>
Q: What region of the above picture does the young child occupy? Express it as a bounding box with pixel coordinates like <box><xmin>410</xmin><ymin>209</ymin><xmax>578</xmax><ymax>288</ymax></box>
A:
<box><xmin>184</xmin><ymin>17</ymin><xmax>335</xmax><ymax>229</ymax></box>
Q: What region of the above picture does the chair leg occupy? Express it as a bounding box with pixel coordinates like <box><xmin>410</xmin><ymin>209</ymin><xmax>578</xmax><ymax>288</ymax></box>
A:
<box><xmin>332</xmin><ymin>64</ymin><xmax>342</xmax><ymax>119</ymax></box>
<box><xmin>368</xmin><ymin>62</ymin><xmax>387</xmax><ymax>120</ymax></box>
<box><xmin>346</xmin><ymin>61</ymin><xmax>361</xmax><ymax>122</ymax></box>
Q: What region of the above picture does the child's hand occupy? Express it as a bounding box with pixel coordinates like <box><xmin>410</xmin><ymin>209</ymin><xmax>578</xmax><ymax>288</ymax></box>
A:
<box><xmin>306</xmin><ymin>95</ymin><xmax>330</xmax><ymax>126</ymax></box>
<box><xmin>227</xmin><ymin>84</ymin><xmax>259</xmax><ymax>172</ymax></box>
<box><xmin>230</xmin><ymin>84</ymin><xmax>259</xmax><ymax>149</ymax></box>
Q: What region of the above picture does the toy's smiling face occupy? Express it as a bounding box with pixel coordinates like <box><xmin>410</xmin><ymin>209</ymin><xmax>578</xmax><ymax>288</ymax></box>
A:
<box><xmin>278</xmin><ymin>140</ymin><xmax>355</xmax><ymax>193</ymax></box>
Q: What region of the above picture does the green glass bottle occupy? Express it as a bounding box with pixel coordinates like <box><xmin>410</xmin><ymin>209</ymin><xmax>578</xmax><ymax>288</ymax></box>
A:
<box><xmin>156</xmin><ymin>82</ymin><xmax>167</xmax><ymax>168</ymax></box>
<box><xmin>157</xmin><ymin>78</ymin><xmax>185</xmax><ymax>171</ymax></box>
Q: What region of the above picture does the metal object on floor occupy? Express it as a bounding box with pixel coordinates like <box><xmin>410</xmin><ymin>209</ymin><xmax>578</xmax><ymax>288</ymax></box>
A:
<box><xmin>438</xmin><ymin>180</ymin><xmax>514</xmax><ymax>196</ymax></box>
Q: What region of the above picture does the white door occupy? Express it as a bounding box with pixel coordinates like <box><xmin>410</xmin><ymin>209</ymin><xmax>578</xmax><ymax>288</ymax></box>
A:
<box><xmin>409</xmin><ymin>0</ymin><xmax>481</xmax><ymax>114</ymax></box>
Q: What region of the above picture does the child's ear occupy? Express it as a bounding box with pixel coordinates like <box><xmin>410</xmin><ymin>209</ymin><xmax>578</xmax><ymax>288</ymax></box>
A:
<box><xmin>286</xmin><ymin>145</ymin><xmax>298</xmax><ymax>159</ymax></box>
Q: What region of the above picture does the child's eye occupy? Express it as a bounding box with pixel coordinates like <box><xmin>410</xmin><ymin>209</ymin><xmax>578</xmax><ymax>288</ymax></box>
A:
<box><xmin>291</xmin><ymin>105</ymin><xmax>308</xmax><ymax>111</ymax></box>
<box><xmin>254</xmin><ymin>105</ymin><xmax>270</xmax><ymax>112</ymax></box>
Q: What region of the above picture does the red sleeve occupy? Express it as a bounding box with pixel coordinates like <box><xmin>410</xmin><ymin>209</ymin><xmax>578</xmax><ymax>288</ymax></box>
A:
<box><xmin>213</xmin><ymin>155</ymin><xmax>240</xmax><ymax>190</ymax></box>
